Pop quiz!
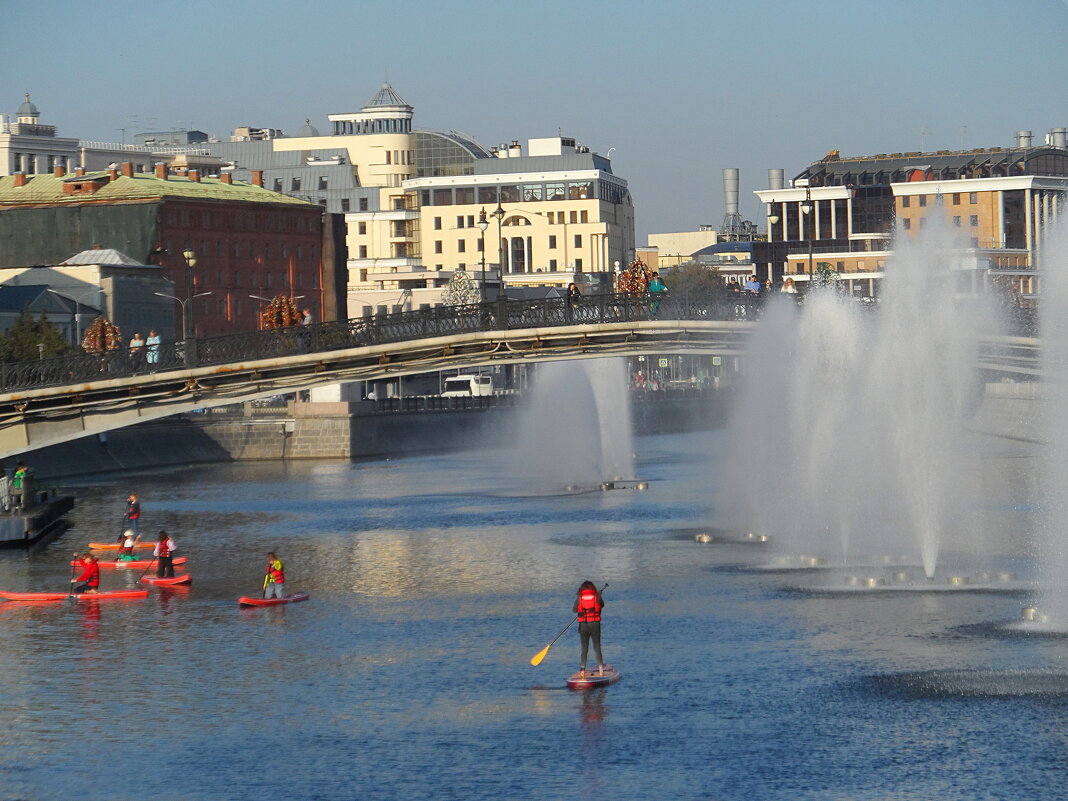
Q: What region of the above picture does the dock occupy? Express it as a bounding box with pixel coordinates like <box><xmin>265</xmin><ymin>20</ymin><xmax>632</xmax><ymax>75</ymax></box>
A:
<box><xmin>0</xmin><ymin>489</ymin><xmax>74</xmax><ymax>546</ymax></box>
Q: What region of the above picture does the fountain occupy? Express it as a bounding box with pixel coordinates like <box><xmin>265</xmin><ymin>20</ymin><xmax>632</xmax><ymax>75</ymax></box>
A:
<box><xmin>514</xmin><ymin>357</ymin><xmax>637</xmax><ymax>491</ymax></box>
<box><xmin>723</xmin><ymin>214</ymin><xmax>1000</xmax><ymax>579</ymax></box>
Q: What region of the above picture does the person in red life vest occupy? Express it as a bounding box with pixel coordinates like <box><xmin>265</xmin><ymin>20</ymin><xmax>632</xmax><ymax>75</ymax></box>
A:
<box><xmin>573</xmin><ymin>580</ymin><xmax>606</xmax><ymax>677</ymax></box>
<box><xmin>264</xmin><ymin>552</ymin><xmax>285</xmax><ymax>599</ymax></box>
<box><xmin>120</xmin><ymin>493</ymin><xmax>141</xmax><ymax>540</ymax></box>
<box><xmin>153</xmin><ymin>530</ymin><xmax>177</xmax><ymax>578</ymax></box>
<box><xmin>70</xmin><ymin>553</ymin><xmax>100</xmax><ymax>594</ymax></box>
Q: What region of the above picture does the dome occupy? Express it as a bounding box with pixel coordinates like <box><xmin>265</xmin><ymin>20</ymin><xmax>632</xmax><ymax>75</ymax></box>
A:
<box><xmin>18</xmin><ymin>92</ymin><xmax>38</xmax><ymax>117</ymax></box>
<box><xmin>298</xmin><ymin>118</ymin><xmax>320</xmax><ymax>137</ymax></box>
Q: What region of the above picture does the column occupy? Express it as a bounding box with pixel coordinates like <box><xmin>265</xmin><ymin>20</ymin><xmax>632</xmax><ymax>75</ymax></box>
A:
<box><xmin>814</xmin><ymin>200</ymin><xmax>821</xmax><ymax>240</ymax></box>
<box><xmin>524</xmin><ymin>236</ymin><xmax>531</xmax><ymax>273</ymax></box>
<box><xmin>1024</xmin><ymin>188</ymin><xmax>1033</xmax><ymax>259</ymax></box>
<box><xmin>997</xmin><ymin>190</ymin><xmax>1005</xmax><ymax>247</ymax></box>
<box><xmin>830</xmin><ymin>199</ymin><xmax>837</xmax><ymax>239</ymax></box>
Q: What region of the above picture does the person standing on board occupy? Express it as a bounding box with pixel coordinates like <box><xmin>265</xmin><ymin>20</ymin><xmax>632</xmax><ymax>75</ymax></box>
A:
<box><xmin>122</xmin><ymin>493</ymin><xmax>141</xmax><ymax>540</ymax></box>
<box><xmin>264</xmin><ymin>552</ymin><xmax>285</xmax><ymax>599</ymax></box>
<box><xmin>71</xmin><ymin>553</ymin><xmax>100</xmax><ymax>594</ymax></box>
<box><xmin>154</xmin><ymin>531</ymin><xmax>177</xmax><ymax>578</ymax></box>
<box><xmin>573</xmin><ymin>580</ymin><xmax>606</xmax><ymax>677</ymax></box>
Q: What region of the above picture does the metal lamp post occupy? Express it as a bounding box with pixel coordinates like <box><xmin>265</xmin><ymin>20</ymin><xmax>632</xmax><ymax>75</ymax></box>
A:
<box><xmin>477</xmin><ymin>207</ymin><xmax>489</xmax><ymax>301</ymax></box>
<box><xmin>182</xmin><ymin>246</ymin><xmax>198</xmax><ymax>337</ymax></box>
<box><xmin>800</xmin><ymin>187</ymin><xmax>814</xmax><ymax>283</ymax></box>
<box><xmin>154</xmin><ymin>291</ymin><xmax>212</xmax><ymax>342</ymax></box>
<box><xmin>491</xmin><ymin>202</ymin><xmax>506</xmax><ymax>299</ymax></box>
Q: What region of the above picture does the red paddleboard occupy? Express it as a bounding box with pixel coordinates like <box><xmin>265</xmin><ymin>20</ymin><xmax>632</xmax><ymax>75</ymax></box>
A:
<box><xmin>0</xmin><ymin>589</ymin><xmax>150</xmax><ymax>602</ymax></box>
<box><xmin>140</xmin><ymin>575</ymin><xmax>192</xmax><ymax>586</ymax></box>
<box><xmin>72</xmin><ymin>556</ymin><xmax>187</xmax><ymax>569</ymax></box>
<box><xmin>88</xmin><ymin>541</ymin><xmax>154</xmax><ymax>551</ymax></box>
<box><xmin>238</xmin><ymin>592</ymin><xmax>310</xmax><ymax>607</ymax></box>
<box><xmin>566</xmin><ymin>665</ymin><xmax>621</xmax><ymax>690</ymax></box>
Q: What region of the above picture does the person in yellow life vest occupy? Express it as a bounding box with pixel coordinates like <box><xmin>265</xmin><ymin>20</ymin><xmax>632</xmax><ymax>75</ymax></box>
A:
<box><xmin>264</xmin><ymin>552</ymin><xmax>285</xmax><ymax>599</ymax></box>
<box><xmin>573</xmin><ymin>580</ymin><xmax>605</xmax><ymax>677</ymax></box>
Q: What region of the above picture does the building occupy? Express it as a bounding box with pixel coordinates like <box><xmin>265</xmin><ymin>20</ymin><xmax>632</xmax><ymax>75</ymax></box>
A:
<box><xmin>0</xmin><ymin>94</ymin><xmax>79</xmax><ymax>177</ymax></box>
<box><xmin>402</xmin><ymin>135</ymin><xmax>634</xmax><ymax>302</ymax></box>
<box><xmin>644</xmin><ymin>228</ymin><xmax>720</xmax><ymax>272</ymax></box>
<box><xmin>754</xmin><ymin>129</ymin><xmax>1068</xmax><ymax>297</ymax></box>
<box><xmin>0</xmin><ymin>247</ymin><xmax>171</xmax><ymax>344</ymax></box>
<box><xmin>0</xmin><ymin>163</ymin><xmax>329</xmax><ymax>336</ymax></box>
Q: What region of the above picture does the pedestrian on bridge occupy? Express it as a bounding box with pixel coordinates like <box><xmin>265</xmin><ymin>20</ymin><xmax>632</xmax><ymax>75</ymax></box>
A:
<box><xmin>146</xmin><ymin>330</ymin><xmax>160</xmax><ymax>369</ymax></box>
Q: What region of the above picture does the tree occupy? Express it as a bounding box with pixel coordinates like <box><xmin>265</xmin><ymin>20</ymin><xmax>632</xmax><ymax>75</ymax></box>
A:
<box><xmin>260</xmin><ymin>294</ymin><xmax>301</xmax><ymax>329</ymax></box>
<box><xmin>81</xmin><ymin>315</ymin><xmax>122</xmax><ymax>353</ymax></box>
<box><xmin>661</xmin><ymin>261</ymin><xmax>731</xmax><ymax>299</ymax></box>
<box><xmin>812</xmin><ymin>261</ymin><xmax>843</xmax><ymax>292</ymax></box>
<box><xmin>617</xmin><ymin>257</ymin><xmax>652</xmax><ymax>296</ymax></box>
<box><xmin>0</xmin><ymin>309</ymin><xmax>75</xmax><ymax>362</ymax></box>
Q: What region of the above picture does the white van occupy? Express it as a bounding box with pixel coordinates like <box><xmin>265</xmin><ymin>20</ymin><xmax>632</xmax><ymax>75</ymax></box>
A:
<box><xmin>441</xmin><ymin>374</ymin><xmax>494</xmax><ymax>397</ymax></box>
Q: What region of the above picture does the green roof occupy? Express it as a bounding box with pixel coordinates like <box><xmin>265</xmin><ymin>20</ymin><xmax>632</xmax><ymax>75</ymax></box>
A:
<box><xmin>0</xmin><ymin>171</ymin><xmax>313</xmax><ymax>207</ymax></box>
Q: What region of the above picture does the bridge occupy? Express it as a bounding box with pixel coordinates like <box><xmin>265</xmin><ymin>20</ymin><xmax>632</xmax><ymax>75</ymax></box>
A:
<box><xmin>0</xmin><ymin>291</ymin><xmax>1040</xmax><ymax>458</ymax></box>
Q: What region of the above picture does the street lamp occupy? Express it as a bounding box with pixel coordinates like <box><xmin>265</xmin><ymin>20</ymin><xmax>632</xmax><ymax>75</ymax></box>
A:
<box><xmin>154</xmin><ymin>291</ymin><xmax>212</xmax><ymax>342</ymax></box>
<box><xmin>477</xmin><ymin>207</ymin><xmax>489</xmax><ymax>301</ymax></box>
<box><xmin>490</xmin><ymin>202</ymin><xmax>506</xmax><ymax>299</ymax></box>
<box><xmin>182</xmin><ymin>246</ymin><xmax>199</xmax><ymax>336</ymax></box>
<box><xmin>799</xmin><ymin>187</ymin><xmax>814</xmax><ymax>281</ymax></box>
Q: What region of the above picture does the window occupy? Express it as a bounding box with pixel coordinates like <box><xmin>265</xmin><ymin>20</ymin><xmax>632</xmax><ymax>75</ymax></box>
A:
<box><xmin>455</xmin><ymin>187</ymin><xmax>474</xmax><ymax>205</ymax></box>
<box><xmin>433</xmin><ymin>189</ymin><xmax>452</xmax><ymax>206</ymax></box>
<box><xmin>969</xmin><ymin>192</ymin><xmax>978</xmax><ymax>204</ymax></box>
<box><xmin>580</xmin><ymin>211</ymin><xmax>588</xmax><ymax>223</ymax></box>
<box><xmin>836</xmin><ymin>262</ymin><xmax>844</xmax><ymax>272</ymax></box>
<box><xmin>456</xmin><ymin>216</ymin><xmax>465</xmax><ymax>229</ymax></box>
<box><xmin>523</xmin><ymin>184</ymin><xmax>543</xmax><ymax>202</ymax></box>
<box><xmin>575</xmin><ymin>258</ymin><xmax>583</xmax><ymax>270</ymax></box>
<box><xmin>341</xmin><ymin>199</ymin><xmax>350</xmax><ymax>212</ymax></box>
<box><xmin>545</xmin><ymin>183</ymin><xmax>565</xmax><ymax>201</ymax></box>
<box><xmin>549</xmin><ymin>259</ymin><xmax>558</xmax><ymax>271</ymax></box>
<box><xmin>358</xmin><ymin>221</ymin><xmax>366</xmax><ymax>235</ymax></box>
<box><xmin>435</xmin><ymin>241</ymin><xmax>443</xmax><ymax>254</ymax></box>
<box><xmin>918</xmin><ymin>196</ymin><xmax>927</xmax><ymax>207</ymax></box>
<box><xmin>919</xmin><ymin>218</ymin><xmax>927</xmax><ymax>228</ymax></box>
<box><xmin>434</xmin><ymin>217</ymin><xmax>442</xmax><ymax>230</ymax></box>
<box><xmin>568</xmin><ymin>182</ymin><xmax>592</xmax><ymax>200</ymax></box>
<box><xmin>291</xmin><ymin>177</ymin><xmax>301</xmax><ymax>192</ymax></box>
<box><xmin>235</xmin><ymin>271</ymin><xmax>242</xmax><ymax>287</ymax></box>
<box><xmin>318</xmin><ymin>176</ymin><xmax>328</xmax><ymax>190</ymax></box>
<box><xmin>570</xmin><ymin>211</ymin><xmax>578</xmax><ymax>224</ymax></box>
<box><xmin>478</xmin><ymin>186</ymin><xmax>497</xmax><ymax>204</ymax></box>
<box><xmin>903</xmin><ymin>219</ymin><xmax>911</xmax><ymax>230</ymax></box>
<box><xmin>467</xmin><ymin>215</ymin><xmax>475</xmax><ymax>228</ymax></box>
<box><xmin>273</xmin><ymin>178</ymin><xmax>283</xmax><ymax>192</ymax></box>
<box><xmin>953</xmin><ymin>216</ymin><xmax>961</xmax><ymax>227</ymax></box>
<box><xmin>359</xmin><ymin>198</ymin><xmax>369</xmax><ymax>211</ymax></box>
<box><xmin>574</xmin><ymin>234</ymin><xmax>582</xmax><ymax>248</ymax></box>
<box><xmin>901</xmin><ymin>196</ymin><xmax>910</xmax><ymax>208</ymax></box>
<box><xmin>952</xmin><ymin>193</ymin><xmax>960</xmax><ymax>205</ymax></box>
<box><xmin>385</xmin><ymin>151</ymin><xmax>391</xmax><ymax>165</ymax></box>
<box><xmin>548</xmin><ymin>235</ymin><xmax>557</xmax><ymax>249</ymax></box>
<box><xmin>477</xmin><ymin>239</ymin><xmax>483</xmax><ymax>252</ymax></box>
<box><xmin>970</xmin><ymin>215</ymin><xmax>979</xmax><ymax>227</ymax></box>
<box><xmin>458</xmin><ymin>240</ymin><xmax>466</xmax><ymax>253</ymax></box>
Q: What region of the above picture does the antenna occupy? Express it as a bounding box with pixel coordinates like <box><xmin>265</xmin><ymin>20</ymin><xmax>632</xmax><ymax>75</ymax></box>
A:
<box><xmin>920</xmin><ymin>127</ymin><xmax>928</xmax><ymax>152</ymax></box>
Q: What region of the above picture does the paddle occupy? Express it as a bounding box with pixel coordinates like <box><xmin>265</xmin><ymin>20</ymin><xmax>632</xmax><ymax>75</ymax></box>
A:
<box><xmin>67</xmin><ymin>557</ymin><xmax>78</xmax><ymax>602</ymax></box>
<box><xmin>530</xmin><ymin>583</ymin><xmax>608</xmax><ymax>667</ymax></box>
<box><xmin>138</xmin><ymin>557</ymin><xmax>158</xmax><ymax>582</ymax></box>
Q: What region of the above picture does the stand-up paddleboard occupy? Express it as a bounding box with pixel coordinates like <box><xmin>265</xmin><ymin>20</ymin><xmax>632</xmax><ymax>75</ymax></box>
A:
<box><xmin>566</xmin><ymin>665</ymin><xmax>621</xmax><ymax>690</ymax></box>
<box><xmin>0</xmin><ymin>589</ymin><xmax>150</xmax><ymax>602</ymax></box>
<box><xmin>88</xmin><ymin>541</ymin><xmax>154</xmax><ymax>551</ymax></box>
<box><xmin>72</xmin><ymin>556</ymin><xmax>187</xmax><ymax>569</ymax></box>
<box><xmin>140</xmin><ymin>575</ymin><xmax>192</xmax><ymax>586</ymax></box>
<box><xmin>238</xmin><ymin>592</ymin><xmax>310</xmax><ymax>607</ymax></box>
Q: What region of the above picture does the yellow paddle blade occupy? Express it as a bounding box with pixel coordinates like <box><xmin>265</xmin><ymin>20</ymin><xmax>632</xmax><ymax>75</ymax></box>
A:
<box><xmin>530</xmin><ymin>643</ymin><xmax>551</xmax><ymax>667</ymax></box>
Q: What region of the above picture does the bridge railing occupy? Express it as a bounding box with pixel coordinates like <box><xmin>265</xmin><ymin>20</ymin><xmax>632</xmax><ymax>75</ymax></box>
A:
<box><xmin>0</xmin><ymin>290</ymin><xmax>761</xmax><ymax>394</ymax></box>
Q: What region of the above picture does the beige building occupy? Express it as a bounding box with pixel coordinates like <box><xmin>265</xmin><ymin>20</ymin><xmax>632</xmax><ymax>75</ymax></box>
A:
<box><xmin>645</xmin><ymin>229</ymin><xmax>720</xmax><ymax>271</ymax></box>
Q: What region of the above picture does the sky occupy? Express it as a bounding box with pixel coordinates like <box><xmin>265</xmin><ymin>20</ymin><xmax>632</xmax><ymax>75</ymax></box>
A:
<box><xmin>5</xmin><ymin>0</ymin><xmax>1068</xmax><ymax>241</ymax></box>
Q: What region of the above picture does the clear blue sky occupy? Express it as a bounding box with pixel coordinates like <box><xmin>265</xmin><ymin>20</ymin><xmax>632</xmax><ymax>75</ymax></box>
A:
<box><xmin>6</xmin><ymin>0</ymin><xmax>1068</xmax><ymax>240</ymax></box>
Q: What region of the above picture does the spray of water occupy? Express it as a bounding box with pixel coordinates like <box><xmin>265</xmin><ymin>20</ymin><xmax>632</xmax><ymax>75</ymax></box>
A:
<box><xmin>723</xmin><ymin>214</ymin><xmax>998</xmax><ymax>576</ymax></box>
<box><xmin>516</xmin><ymin>357</ymin><xmax>636</xmax><ymax>489</ymax></box>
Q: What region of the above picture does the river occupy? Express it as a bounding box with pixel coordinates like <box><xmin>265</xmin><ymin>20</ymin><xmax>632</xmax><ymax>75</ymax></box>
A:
<box><xmin>0</xmin><ymin>430</ymin><xmax>1063</xmax><ymax>801</ymax></box>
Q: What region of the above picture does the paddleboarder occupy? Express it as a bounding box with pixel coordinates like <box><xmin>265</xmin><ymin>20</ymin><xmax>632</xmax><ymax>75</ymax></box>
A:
<box><xmin>121</xmin><ymin>493</ymin><xmax>141</xmax><ymax>540</ymax></box>
<box><xmin>264</xmin><ymin>552</ymin><xmax>285</xmax><ymax>599</ymax></box>
<box><xmin>117</xmin><ymin>530</ymin><xmax>139</xmax><ymax>561</ymax></box>
<box><xmin>70</xmin><ymin>553</ymin><xmax>101</xmax><ymax>594</ymax></box>
<box><xmin>153</xmin><ymin>531</ymin><xmax>177</xmax><ymax>578</ymax></box>
<box><xmin>574</xmin><ymin>580</ymin><xmax>606</xmax><ymax>677</ymax></box>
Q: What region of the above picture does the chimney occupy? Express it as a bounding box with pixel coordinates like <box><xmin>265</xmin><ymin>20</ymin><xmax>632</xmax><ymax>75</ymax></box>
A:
<box><xmin>13</xmin><ymin>172</ymin><xmax>27</xmax><ymax>188</ymax></box>
<box><xmin>53</xmin><ymin>164</ymin><xmax>66</xmax><ymax>178</ymax></box>
<box><xmin>251</xmin><ymin>170</ymin><xmax>264</xmax><ymax>187</ymax></box>
<box><xmin>121</xmin><ymin>161</ymin><xmax>134</xmax><ymax>178</ymax></box>
<box><xmin>75</xmin><ymin>166</ymin><xmax>86</xmax><ymax>177</ymax></box>
<box><xmin>188</xmin><ymin>169</ymin><xmax>200</xmax><ymax>183</ymax></box>
<box><xmin>722</xmin><ymin>168</ymin><xmax>740</xmax><ymax>216</ymax></box>
<box><xmin>220</xmin><ymin>172</ymin><xmax>233</xmax><ymax>185</ymax></box>
<box><xmin>768</xmin><ymin>168</ymin><xmax>785</xmax><ymax>190</ymax></box>
<box><xmin>1016</xmin><ymin>130</ymin><xmax>1033</xmax><ymax>148</ymax></box>
<box><xmin>1052</xmin><ymin>128</ymin><xmax>1068</xmax><ymax>149</ymax></box>
<box><xmin>154</xmin><ymin>162</ymin><xmax>168</xmax><ymax>180</ymax></box>
<box><xmin>107</xmin><ymin>166</ymin><xmax>119</xmax><ymax>182</ymax></box>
